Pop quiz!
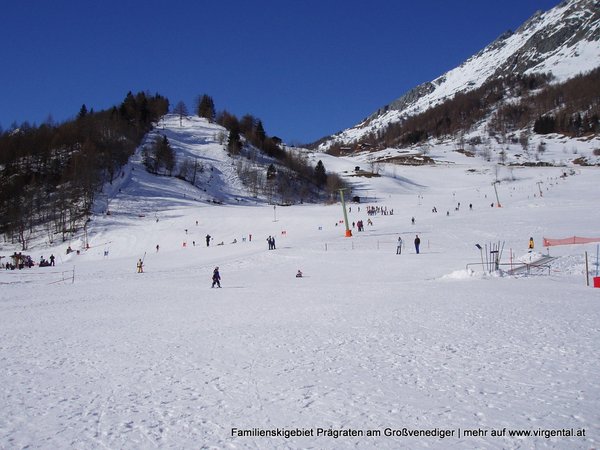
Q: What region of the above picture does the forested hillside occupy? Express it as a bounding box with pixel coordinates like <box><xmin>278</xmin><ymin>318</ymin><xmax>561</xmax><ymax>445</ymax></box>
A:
<box><xmin>323</xmin><ymin>68</ymin><xmax>600</xmax><ymax>155</ymax></box>
<box><xmin>0</xmin><ymin>92</ymin><xmax>346</xmax><ymax>251</ymax></box>
<box><xmin>0</xmin><ymin>92</ymin><xmax>169</xmax><ymax>249</ymax></box>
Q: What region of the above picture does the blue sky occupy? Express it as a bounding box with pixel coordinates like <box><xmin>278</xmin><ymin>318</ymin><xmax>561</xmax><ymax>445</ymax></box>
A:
<box><xmin>1</xmin><ymin>0</ymin><xmax>561</xmax><ymax>144</ymax></box>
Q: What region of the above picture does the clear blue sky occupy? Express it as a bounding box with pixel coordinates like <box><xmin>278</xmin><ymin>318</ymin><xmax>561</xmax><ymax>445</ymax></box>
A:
<box><xmin>1</xmin><ymin>0</ymin><xmax>560</xmax><ymax>144</ymax></box>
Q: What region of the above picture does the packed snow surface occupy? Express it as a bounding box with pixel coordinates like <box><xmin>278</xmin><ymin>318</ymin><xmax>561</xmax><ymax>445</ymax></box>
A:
<box><xmin>1</xmin><ymin>117</ymin><xmax>599</xmax><ymax>449</ymax></box>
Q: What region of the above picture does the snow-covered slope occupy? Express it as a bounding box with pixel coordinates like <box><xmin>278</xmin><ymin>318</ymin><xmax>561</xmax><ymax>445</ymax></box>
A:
<box><xmin>96</xmin><ymin>114</ymin><xmax>259</xmax><ymax>215</ymax></box>
<box><xmin>1</xmin><ymin>118</ymin><xmax>600</xmax><ymax>448</ymax></box>
<box><xmin>319</xmin><ymin>0</ymin><xmax>600</xmax><ymax>149</ymax></box>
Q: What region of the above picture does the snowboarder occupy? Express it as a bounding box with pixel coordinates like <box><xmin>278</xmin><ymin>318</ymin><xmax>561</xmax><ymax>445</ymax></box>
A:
<box><xmin>396</xmin><ymin>236</ymin><xmax>403</xmax><ymax>255</ymax></box>
<box><xmin>211</xmin><ymin>266</ymin><xmax>221</xmax><ymax>288</ymax></box>
<box><xmin>296</xmin><ymin>269</ymin><xmax>303</xmax><ymax>278</ymax></box>
<box><xmin>137</xmin><ymin>258</ymin><xmax>144</xmax><ymax>273</ymax></box>
<box><xmin>414</xmin><ymin>235</ymin><xmax>421</xmax><ymax>254</ymax></box>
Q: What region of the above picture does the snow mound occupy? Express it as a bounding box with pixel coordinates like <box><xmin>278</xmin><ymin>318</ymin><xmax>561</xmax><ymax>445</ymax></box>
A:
<box><xmin>440</xmin><ymin>269</ymin><xmax>477</xmax><ymax>280</ymax></box>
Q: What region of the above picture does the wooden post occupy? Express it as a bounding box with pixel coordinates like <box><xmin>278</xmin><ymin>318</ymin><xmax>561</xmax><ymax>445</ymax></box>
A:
<box><xmin>585</xmin><ymin>251</ymin><xmax>589</xmax><ymax>286</ymax></box>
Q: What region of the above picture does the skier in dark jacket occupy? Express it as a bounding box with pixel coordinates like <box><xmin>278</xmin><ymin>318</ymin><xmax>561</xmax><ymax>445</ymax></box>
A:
<box><xmin>414</xmin><ymin>235</ymin><xmax>421</xmax><ymax>254</ymax></box>
<box><xmin>211</xmin><ymin>266</ymin><xmax>221</xmax><ymax>288</ymax></box>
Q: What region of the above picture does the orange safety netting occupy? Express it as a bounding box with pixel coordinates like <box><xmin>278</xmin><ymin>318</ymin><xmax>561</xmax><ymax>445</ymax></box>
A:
<box><xmin>543</xmin><ymin>236</ymin><xmax>600</xmax><ymax>247</ymax></box>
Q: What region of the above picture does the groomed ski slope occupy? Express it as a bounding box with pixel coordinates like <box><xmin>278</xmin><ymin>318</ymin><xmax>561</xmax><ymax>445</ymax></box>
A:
<box><xmin>1</xmin><ymin>118</ymin><xmax>599</xmax><ymax>449</ymax></box>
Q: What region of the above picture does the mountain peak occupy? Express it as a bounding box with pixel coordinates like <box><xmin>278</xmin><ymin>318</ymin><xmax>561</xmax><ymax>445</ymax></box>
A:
<box><xmin>319</xmin><ymin>0</ymin><xmax>600</xmax><ymax>150</ymax></box>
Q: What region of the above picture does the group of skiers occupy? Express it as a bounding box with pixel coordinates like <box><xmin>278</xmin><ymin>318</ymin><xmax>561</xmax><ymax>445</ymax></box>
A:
<box><xmin>365</xmin><ymin>205</ymin><xmax>394</xmax><ymax>216</ymax></box>
<box><xmin>2</xmin><ymin>252</ymin><xmax>55</xmax><ymax>270</ymax></box>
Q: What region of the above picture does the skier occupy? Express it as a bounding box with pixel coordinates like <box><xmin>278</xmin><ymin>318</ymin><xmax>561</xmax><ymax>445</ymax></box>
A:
<box><xmin>211</xmin><ymin>266</ymin><xmax>221</xmax><ymax>288</ymax></box>
<box><xmin>414</xmin><ymin>235</ymin><xmax>421</xmax><ymax>254</ymax></box>
<box><xmin>396</xmin><ymin>236</ymin><xmax>403</xmax><ymax>255</ymax></box>
<box><xmin>528</xmin><ymin>237</ymin><xmax>534</xmax><ymax>251</ymax></box>
<box><xmin>206</xmin><ymin>234</ymin><xmax>211</xmax><ymax>247</ymax></box>
<box><xmin>411</xmin><ymin>217</ymin><xmax>415</xmax><ymax>225</ymax></box>
<box><xmin>137</xmin><ymin>258</ymin><xmax>144</xmax><ymax>273</ymax></box>
<box><xmin>49</xmin><ymin>254</ymin><xmax>55</xmax><ymax>266</ymax></box>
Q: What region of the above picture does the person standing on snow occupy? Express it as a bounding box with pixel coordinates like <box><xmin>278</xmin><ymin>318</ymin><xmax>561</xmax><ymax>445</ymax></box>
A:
<box><xmin>528</xmin><ymin>237</ymin><xmax>534</xmax><ymax>251</ymax></box>
<box><xmin>414</xmin><ymin>235</ymin><xmax>421</xmax><ymax>254</ymax></box>
<box><xmin>211</xmin><ymin>266</ymin><xmax>221</xmax><ymax>288</ymax></box>
<box><xmin>137</xmin><ymin>258</ymin><xmax>144</xmax><ymax>273</ymax></box>
<box><xmin>396</xmin><ymin>236</ymin><xmax>403</xmax><ymax>255</ymax></box>
<box><xmin>206</xmin><ymin>234</ymin><xmax>211</xmax><ymax>247</ymax></box>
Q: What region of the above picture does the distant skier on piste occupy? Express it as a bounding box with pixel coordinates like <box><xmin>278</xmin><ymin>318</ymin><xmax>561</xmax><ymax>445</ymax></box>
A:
<box><xmin>211</xmin><ymin>266</ymin><xmax>221</xmax><ymax>288</ymax></box>
<box><xmin>414</xmin><ymin>235</ymin><xmax>421</xmax><ymax>254</ymax></box>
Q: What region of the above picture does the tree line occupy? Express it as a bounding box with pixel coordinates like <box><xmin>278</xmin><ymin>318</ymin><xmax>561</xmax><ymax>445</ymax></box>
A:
<box><xmin>0</xmin><ymin>91</ymin><xmax>169</xmax><ymax>249</ymax></box>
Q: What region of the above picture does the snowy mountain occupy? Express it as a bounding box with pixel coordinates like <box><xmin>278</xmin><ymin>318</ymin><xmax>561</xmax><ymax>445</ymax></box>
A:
<box><xmin>318</xmin><ymin>0</ymin><xmax>600</xmax><ymax>150</ymax></box>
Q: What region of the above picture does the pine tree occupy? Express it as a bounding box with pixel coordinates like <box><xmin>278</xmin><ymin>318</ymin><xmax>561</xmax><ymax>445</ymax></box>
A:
<box><xmin>77</xmin><ymin>104</ymin><xmax>88</xmax><ymax>120</ymax></box>
<box><xmin>196</xmin><ymin>94</ymin><xmax>216</xmax><ymax>122</ymax></box>
<box><xmin>150</xmin><ymin>135</ymin><xmax>176</xmax><ymax>175</ymax></box>
<box><xmin>254</xmin><ymin>120</ymin><xmax>266</xmax><ymax>147</ymax></box>
<box><xmin>314</xmin><ymin>160</ymin><xmax>327</xmax><ymax>187</ymax></box>
<box><xmin>227</xmin><ymin>129</ymin><xmax>242</xmax><ymax>155</ymax></box>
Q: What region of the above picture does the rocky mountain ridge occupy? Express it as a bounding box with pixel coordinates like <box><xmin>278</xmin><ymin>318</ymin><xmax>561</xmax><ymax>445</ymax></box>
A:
<box><xmin>318</xmin><ymin>0</ymin><xmax>600</xmax><ymax>150</ymax></box>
